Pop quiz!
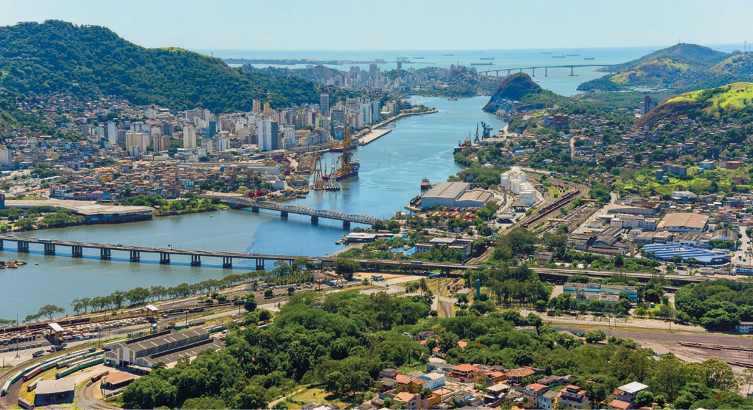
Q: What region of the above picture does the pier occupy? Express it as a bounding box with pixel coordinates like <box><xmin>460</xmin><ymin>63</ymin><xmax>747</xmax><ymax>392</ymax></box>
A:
<box><xmin>355</xmin><ymin>109</ymin><xmax>437</xmax><ymax>146</ymax></box>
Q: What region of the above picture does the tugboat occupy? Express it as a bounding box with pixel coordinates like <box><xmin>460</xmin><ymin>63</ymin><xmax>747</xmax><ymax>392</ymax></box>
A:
<box><xmin>421</xmin><ymin>177</ymin><xmax>431</xmax><ymax>191</ymax></box>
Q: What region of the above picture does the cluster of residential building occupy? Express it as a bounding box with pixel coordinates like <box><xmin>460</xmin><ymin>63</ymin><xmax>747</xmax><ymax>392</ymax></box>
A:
<box><xmin>353</xmin><ymin>348</ymin><xmax>653</xmax><ymax>410</ymax></box>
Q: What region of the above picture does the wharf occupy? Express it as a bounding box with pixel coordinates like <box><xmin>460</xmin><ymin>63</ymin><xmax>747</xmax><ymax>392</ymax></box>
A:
<box><xmin>359</xmin><ymin>129</ymin><xmax>392</xmax><ymax>145</ymax></box>
<box><xmin>356</xmin><ymin>109</ymin><xmax>437</xmax><ymax>146</ymax></box>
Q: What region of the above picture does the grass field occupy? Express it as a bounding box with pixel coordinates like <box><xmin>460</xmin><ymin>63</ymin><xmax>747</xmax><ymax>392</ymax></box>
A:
<box><xmin>615</xmin><ymin>165</ymin><xmax>753</xmax><ymax>197</ymax></box>
<box><xmin>287</xmin><ymin>388</ymin><xmax>345</xmax><ymax>409</ymax></box>
<box><xmin>668</xmin><ymin>82</ymin><xmax>753</xmax><ymax>110</ymax></box>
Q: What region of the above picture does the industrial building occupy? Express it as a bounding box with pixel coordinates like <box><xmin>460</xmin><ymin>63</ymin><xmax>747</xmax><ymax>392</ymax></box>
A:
<box><xmin>35</xmin><ymin>379</ymin><xmax>75</xmax><ymax>406</ymax></box>
<box><xmin>421</xmin><ymin>182</ymin><xmax>494</xmax><ymax>210</ymax></box>
<box><xmin>500</xmin><ymin>167</ymin><xmax>538</xmax><ymax>206</ymax></box>
<box><xmin>656</xmin><ymin>213</ymin><xmax>709</xmax><ymax>233</ymax></box>
<box><xmin>641</xmin><ymin>244</ymin><xmax>730</xmax><ymax>265</ymax></box>
<box><xmin>104</xmin><ymin>329</ymin><xmax>213</xmax><ymax>368</ymax></box>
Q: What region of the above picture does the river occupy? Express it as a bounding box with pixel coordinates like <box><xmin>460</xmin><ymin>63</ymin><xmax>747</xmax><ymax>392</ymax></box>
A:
<box><xmin>1</xmin><ymin>96</ymin><xmax>504</xmax><ymax>319</ymax></box>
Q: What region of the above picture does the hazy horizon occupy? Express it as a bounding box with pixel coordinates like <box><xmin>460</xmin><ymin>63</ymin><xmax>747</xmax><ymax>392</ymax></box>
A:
<box><xmin>0</xmin><ymin>0</ymin><xmax>750</xmax><ymax>51</ymax></box>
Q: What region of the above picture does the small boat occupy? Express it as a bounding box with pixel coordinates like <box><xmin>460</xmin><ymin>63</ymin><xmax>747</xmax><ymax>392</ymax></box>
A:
<box><xmin>421</xmin><ymin>177</ymin><xmax>431</xmax><ymax>191</ymax></box>
<box><xmin>448</xmin><ymin>97</ymin><xmax>458</xmax><ymax>101</ymax></box>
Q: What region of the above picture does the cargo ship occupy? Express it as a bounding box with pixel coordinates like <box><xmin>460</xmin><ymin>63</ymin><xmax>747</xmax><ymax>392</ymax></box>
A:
<box><xmin>584</xmin><ymin>57</ymin><xmax>595</xmax><ymax>60</ymax></box>
<box><xmin>471</xmin><ymin>62</ymin><xmax>493</xmax><ymax>66</ymax></box>
<box><xmin>480</xmin><ymin>57</ymin><xmax>495</xmax><ymax>60</ymax></box>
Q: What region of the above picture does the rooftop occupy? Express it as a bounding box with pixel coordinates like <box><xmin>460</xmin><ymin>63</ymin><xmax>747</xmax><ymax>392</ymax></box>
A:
<box><xmin>657</xmin><ymin>212</ymin><xmax>708</xmax><ymax>230</ymax></box>
<box><xmin>618</xmin><ymin>381</ymin><xmax>649</xmax><ymax>394</ymax></box>
<box><xmin>36</xmin><ymin>378</ymin><xmax>75</xmax><ymax>395</ymax></box>
<box><xmin>423</xmin><ymin>182</ymin><xmax>469</xmax><ymax>199</ymax></box>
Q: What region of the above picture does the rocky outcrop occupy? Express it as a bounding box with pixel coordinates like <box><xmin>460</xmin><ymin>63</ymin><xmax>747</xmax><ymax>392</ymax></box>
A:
<box><xmin>482</xmin><ymin>73</ymin><xmax>542</xmax><ymax>113</ymax></box>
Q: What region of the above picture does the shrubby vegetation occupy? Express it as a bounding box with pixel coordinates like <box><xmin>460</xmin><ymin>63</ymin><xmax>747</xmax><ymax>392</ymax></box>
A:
<box><xmin>120</xmin><ymin>194</ymin><xmax>226</xmax><ymax>216</ymax></box>
<box><xmin>121</xmin><ymin>291</ymin><xmax>752</xmax><ymax>409</ymax></box>
<box><xmin>675</xmin><ymin>279</ymin><xmax>753</xmax><ymax>330</ymax></box>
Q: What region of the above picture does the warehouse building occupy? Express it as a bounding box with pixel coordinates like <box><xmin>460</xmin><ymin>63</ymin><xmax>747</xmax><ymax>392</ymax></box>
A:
<box><xmin>104</xmin><ymin>329</ymin><xmax>210</xmax><ymax>368</ymax></box>
<box><xmin>641</xmin><ymin>244</ymin><xmax>729</xmax><ymax>265</ymax></box>
<box><xmin>35</xmin><ymin>379</ymin><xmax>75</xmax><ymax>406</ymax></box>
<box><xmin>421</xmin><ymin>182</ymin><xmax>494</xmax><ymax>210</ymax></box>
<box><xmin>657</xmin><ymin>213</ymin><xmax>708</xmax><ymax>233</ymax></box>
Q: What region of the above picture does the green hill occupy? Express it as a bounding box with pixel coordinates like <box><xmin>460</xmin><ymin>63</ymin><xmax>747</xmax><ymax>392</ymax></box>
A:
<box><xmin>0</xmin><ymin>20</ymin><xmax>335</xmax><ymax>112</ymax></box>
<box><xmin>614</xmin><ymin>43</ymin><xmax>728</xmax><ymax>71</ymax></box>
<box><xmin>578</xmin><ymin>44</ymin><xmax>752</xmax><ymax>91</ymax></box>
<box><xmin>483</xmin><ymin>73</ymin><xmax>567</xmax><ymax>113</ymax></box>
<box><xmin>638</xmin><ymin>82</ymin><xmax>753</xmax><ymax>127</ymax></box>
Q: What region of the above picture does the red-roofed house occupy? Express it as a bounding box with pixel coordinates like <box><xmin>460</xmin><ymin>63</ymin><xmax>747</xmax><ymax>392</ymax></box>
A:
<box><xmin>523</xmin><ymin>383</ymin><xmax>550</xmax><ymax>408</ymax></box>
<box><xmin>506</xmin><ymin>367</ymin><xmax>539</xmax><ymax>384</ymax></box>
<box><xmin>394</xmin><ymin>392</ymin><xmax>421</xmax><ymax>410</ymax></box>
<box><xmin>559</xmin><ymin>385</ymin><xmax>590</xmax><ymax>409</ymax></box>
<box><xmin>451</xmin><ymin>363</ymin><xmax>480</xmax><ymax>382</ymax></box>
<box><xmin>609</xmin><ymin>399</ymin><xmax>631</xmax><ymax>410</ymax></box>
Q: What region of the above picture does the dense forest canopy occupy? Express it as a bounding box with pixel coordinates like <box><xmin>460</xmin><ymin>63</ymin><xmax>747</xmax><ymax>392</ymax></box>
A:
<box><xmin>0</xmin><ymin>20</ymin><xmax>348</xmax><ymax>112</ymax></box>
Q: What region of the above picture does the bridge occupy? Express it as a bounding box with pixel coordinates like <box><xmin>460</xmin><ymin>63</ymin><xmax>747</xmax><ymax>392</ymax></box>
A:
<box><xmin>214</xmin><ymin>196</ymin><xmax>380</xmax><ymax>227</ymax></box>
<box><xmin>478</xmin><ymin>64</ymin><xmax>618</xmax><ymax>78</ymax></box>
<box><xmin>0</xmin><ymin>234</ymin><xmax>722</xmax><ymax>287</ymax></box>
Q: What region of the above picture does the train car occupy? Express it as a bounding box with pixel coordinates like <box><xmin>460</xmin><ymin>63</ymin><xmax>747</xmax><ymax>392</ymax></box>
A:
<box><xmin>1</xmin><ymin>379</ymin><xmax>11</xmax><ymax>396</ymax></box>
<box><xmin>22</xmin><ymin>365</ymin><xmax>43</xmax><ymax>382</ymax></box>
<box><xmin>55</xmin><ymin>357</ymin><xmax>104</xmax><ymax>379</ymax></box>
<box><xmin>428</xmin><ymin>273</ymin><xmax>441</xmax><ymax>279</ymax></box>
<box><xmin>91</xmin><ymin>370</ymin><xmax>108</xmax><ymax>383</ymax></box>
<box><xmin>27</xmin><ymin>377</ymin><xmax>42</xmax><ymax>392</ymax></box>
<box><xmin>18</xmin><ymin>397</ymin><xmax>34</xmax><ymax>409</ymax></box>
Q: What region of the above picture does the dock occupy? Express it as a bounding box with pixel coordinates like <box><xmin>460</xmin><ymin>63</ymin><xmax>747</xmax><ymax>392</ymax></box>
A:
<box><xmin>356</xmin><ymin>109</ymin><xmax>437</xmax><ymax>146</ymax></box>
<box><xmin>359</xmin><ymin>129</ymin><xmax>392</xmax><ymax>145</ymax></box>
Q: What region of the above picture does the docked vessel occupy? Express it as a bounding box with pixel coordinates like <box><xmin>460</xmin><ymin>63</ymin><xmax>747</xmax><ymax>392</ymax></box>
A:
<box><xmin>421</xmin><ymin>177</ymin><xmax>431</xmax><ymax>191</ymax></box>
<box><xmin>323</xmin><ymin>128</ymin><xmax>360</xmax><ymax>181</ymax></box>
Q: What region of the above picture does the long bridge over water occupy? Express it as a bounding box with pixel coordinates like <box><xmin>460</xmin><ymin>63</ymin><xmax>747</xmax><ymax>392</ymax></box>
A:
<box><xmin>0</xmin><ymin>235</ymin><xmax>720</xmax><ymax>286</ymax></box>
<box><xmin>478</xmin><ymin>64</ymin><xmax>618</xmax><ymax>78</ymax></box>
<box><xmin>210</xmin><ymin>195</ymin><xmax>379</xmax><ymax>227</ymax></box>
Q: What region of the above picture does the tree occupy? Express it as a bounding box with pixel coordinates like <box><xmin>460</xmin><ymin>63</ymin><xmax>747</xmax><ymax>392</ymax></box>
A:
<box><xmin>264</xmin><ymin>289</ymin><xmax>274</xmax><ymax>299</ymax></box>
<box><xmin>586</xmin><ymin>330</ymin><xmax>607</xmax><ymax>343</ymax></box>
<box><xmin>37</xmin><ymin>304</ymin><xmax>65</xmax><ymax>321</ymax></box>
<box><xmin>325</xmin><ymin>371</ymin><xmax>347</xmax><ymax>396</ymax></box>
<box><xmin>258</xmin><ymin>310</ymin><xmax>272</xmax><ymax>322</ymax></box>
<box><xmin>182</xmin><ymin>397</ymin><xmax>226</xmax><ymax>409</ymax></box>
<box><xmin>235</xmin><ymin>385</ymin><xmax>270</xmax><ymax>410</ymax></box>
<box><xmin>244</xmin><ymin>294</ymin><xmax>257</xmax><ymax>312</ymax></box>
<box><xmin>334</xmin><ymin>258</ymin><xmax>359</xmax><ymax>280</ymax></box>
<box><xmin>634</xmin><ymin>391</ymin><xmax>654</xmax><ymax>408</ymax></box>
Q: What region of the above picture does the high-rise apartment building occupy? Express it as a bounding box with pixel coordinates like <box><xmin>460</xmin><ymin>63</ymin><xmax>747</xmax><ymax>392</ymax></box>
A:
<box><xmin>320</xmin><ymin>93</ymin><xmax>330</xmax><ymax>116</ymax></box>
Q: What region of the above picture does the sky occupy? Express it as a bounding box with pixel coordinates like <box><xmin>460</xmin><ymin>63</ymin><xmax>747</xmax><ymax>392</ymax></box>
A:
<box><xmin>0</xmin><ymin>0</ymin><xmax>750</xmax><ymax>51</ymax></box>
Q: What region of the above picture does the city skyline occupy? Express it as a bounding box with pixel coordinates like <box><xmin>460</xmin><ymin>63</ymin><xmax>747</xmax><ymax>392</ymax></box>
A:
<box><xmin>0</xmin><ymin>0</ymin><xmax>750</xmax><ymax>51</ymax></box>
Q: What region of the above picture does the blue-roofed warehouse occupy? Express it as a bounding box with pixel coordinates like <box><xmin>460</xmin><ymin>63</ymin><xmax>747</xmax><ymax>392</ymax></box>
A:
<box><xmin>641</xmin><ymin>244</ymin><xmax>730</xmax><ymax>265</ymax></box>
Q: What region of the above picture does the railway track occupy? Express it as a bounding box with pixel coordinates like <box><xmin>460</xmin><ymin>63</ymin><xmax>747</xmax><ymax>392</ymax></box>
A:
<box><xmin>521</xmin><ymin>188</ymin><xmax>583</xmax><ymax>229</ymax></box>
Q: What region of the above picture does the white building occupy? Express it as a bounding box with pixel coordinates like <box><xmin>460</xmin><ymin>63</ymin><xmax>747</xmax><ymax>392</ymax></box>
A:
<box><xmin>257</xmin><ymin>118</ymin><xmax>280</xmax><ymax>152</ymax></box>
<box><xmin>106</xmin><ymin>121</ymin><xmax>117</xmax><ymax>145</ymax></box>
<box><xmin>281</xmin><ymin>125</ymin><xmax>296</xmax><ymax>149</ymax></box>
<box><xmin>183</xmin><ymin>125</ymin><xmax>197</xmax><ymax>149</ymax></box>
<box><xmin>0</xmin><ymin>148</ymin><xmax>13</xmax><ymax>167</ymax></box>
<box><xmin>418</xmin><ymin>372</ymin><xmax>445</xmax><ymax>390</ymax></box>
<box><xmin>125</xmin><ymin>131</ymin><xmax>148</xmax><ymax>157</ymax></box>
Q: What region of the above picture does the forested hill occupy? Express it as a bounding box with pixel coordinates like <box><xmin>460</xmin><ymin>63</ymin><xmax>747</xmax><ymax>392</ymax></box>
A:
<box><xmin>578</xmin><ymin>43</ymin><xmax>753</xmax><ymax>91</ymax></box>
<box><xmin>0</xmin><ymin>20</ymin><xmax>337</xmax><ymax>112</ymax></box>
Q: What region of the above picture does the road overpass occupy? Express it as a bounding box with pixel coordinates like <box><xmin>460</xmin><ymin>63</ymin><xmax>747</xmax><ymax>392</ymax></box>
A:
<box><xmin>0</xmin><ymin>235</ymin><xmax>720</xmax><ymax>286</ymax></box>
<box><xmin>208</xmin><ymin>195</ymin><xmax>379</xmax><ymax>227</ymax></box>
